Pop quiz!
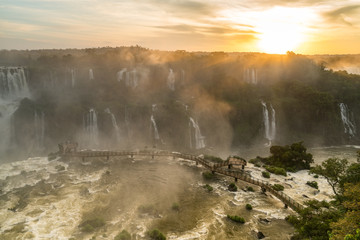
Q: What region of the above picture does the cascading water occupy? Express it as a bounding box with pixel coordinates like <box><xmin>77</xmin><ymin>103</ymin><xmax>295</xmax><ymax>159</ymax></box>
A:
<box><xmin>34</xmin><ymin>111</ymin><xmax>45</xmax><ymax>150</ymax></box>
<box><xmin>104</xmin><ymin>108</ymin><xmax>121</xmax><ymax>143</ymax></box>
<box><xmin>189</xmin><ymin>117</ymin><xmax>205</xmax><ymax>149</ymax></box>
<box><xmin>150</xmin><ymin>104</ymin><xmax>160</xmax><ymax>141</ymax></box>
<box><xmin>124</xmin><ymin>107</ymin><xmax>131</xmax><ymax>140</ymax></box>
<box><xmin>339</xmin><ymin>103</ymin><xmax>356</xmax><ymax>137</ymax></box>
<box><xmin>181</xmin><ymin>69</ymin><xmax>185</xmax><ymax>82</ymax></box>
<box><xmin>261</xmin><ymin>101</ymin><xmax>276</xmax><ymax>146</ymax></box>
<box><xmin>119</xmin><ymin>68</ymin><xmax>138</xmax><ymax>88</ymax></box>
<box><xmin>244</xmin><ymin>68</ymin><xmax>257</xmax><ymax>84</ymax></box>
<box><xmin>0</xmin><ymin>67</ymin><xmax>30</xmax><ymax>153</ymax></box>
<box><xmin>89</xmin><ymin>68</ymin><xmax>94</xmax><ymax>80</ymax></box>
<box><xmin>167</xmin><ymin>69</ymin><xmax>175</xmax><ymax>91</ymax></box>
<box><xmin>117</xmin><ymin>69</ymin><xmax>127</xmax><ymax>82</ymax></box>
<box><xmin>130</xmin><ymin>69</ymin><xmax>138</xmax><ymax>88</ymax></box>
<box><xmin>83</xmin><ymin>109</ymin><xmax>99</xmax><ymax>147</ymax></box>
<box><xmin>0</xmin><ymin>67</ymin><xmax>30</xmax><ymax>99</ymax></box>
<box><xmin>71</xmin><ymin>69</ymin><xmax>76</xmax><ymax>87</ymax></box>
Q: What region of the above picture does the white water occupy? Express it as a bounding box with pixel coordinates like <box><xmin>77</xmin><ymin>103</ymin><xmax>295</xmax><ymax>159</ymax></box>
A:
<box><xmin>0</xmin><ymin>67</ymin><xmax>30</xmax><ymax>154</ymax></box>
<box><xmin>34</xmin><ymin>111</ymin><xmax>45</xmax><ymax>151</ymax></box>
<box><xmin>83</xmin><ymin>108</ymin><xmax>99</xmax><ymax>147</ymax></box>
<box><xmin>150</xmin><ymin>115</ymin><xmax>160</xmax><ymax>140</ymax></box>
<box><xmin>261</xmin><ymin>101</ymin><xmax>276</xmax><ymax>146</ymax></box>
<box><xmin>117</xmin><ymin>68</ymin><xmax>127</xmax><ymax>82</ymax></box>
<box><xmin>71</xmin><ymin>69</ymin><xmax>76</xmax><ymax>87</ymax></box>
<box><xmin>105</xmin><ymin>108</ymin><xmax>121</xmax><ymax>143</ymax></box>
<box><xmin>339</xmin><ymin>103</ymin><xmax>356</xmax><ymax>137</ymax></box>
<box><xmin>150</xmin><ymin>104</ymin><xmax>161</xmax><ymax>141</ymax></box>
<box><xmin>89</xmin><ymin>68</ymin><xmax>94</xmax><ymax>80</ymax></box>
<box><xmin>118</xmin><ymin>68</ymin><xmax>139</xmax><ymax>88</ymax></box>
<box><xmin>189</xmin><ymin>117</ymin><xmax>205</xmax><ymax>149</ymax></box>
<box><xmin>167</xmin><ymin>68</ymin><xmax>175</xmax><ymax>91</ymax></box>
<box><xmin>181</xmin><ymin>69</ymin><xmax>185</xmax><ymax>82</ymax></box>
<box><xmin>244</xmin><ymin>68</ymin><xmax>258</xmax><ymax>84</ymax></box>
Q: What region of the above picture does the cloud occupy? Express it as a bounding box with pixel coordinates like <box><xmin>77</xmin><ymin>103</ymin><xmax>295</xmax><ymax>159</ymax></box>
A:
<box><xmin>323</xmin><ymin>5</ymin><xmax>360</xmax><ymax>26</ymax></box>
<box><xmin>155</xmin><ymin>24</ymin><xmax>258</xmax><ymax>35</ymax></box>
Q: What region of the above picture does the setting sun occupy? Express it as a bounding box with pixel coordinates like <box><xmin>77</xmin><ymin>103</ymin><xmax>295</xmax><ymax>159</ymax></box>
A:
<box><xmin>255</xmin><ymin>7</ymin><xmax>315</xmax><ymax>54</ymax></box>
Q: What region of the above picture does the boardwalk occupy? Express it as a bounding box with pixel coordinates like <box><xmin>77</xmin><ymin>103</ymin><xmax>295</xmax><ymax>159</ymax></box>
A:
<box><xmin>62</xmin><ymin>149</ymin><xmax>303</xmax><ymax>211</ymax></box>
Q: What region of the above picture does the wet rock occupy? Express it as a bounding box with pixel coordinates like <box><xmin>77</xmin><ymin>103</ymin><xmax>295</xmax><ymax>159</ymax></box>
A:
<box><xmin>259</xmin><ymin>218</ymin><xmax>271</xmax><ymax>224</ymax></box>
<box><xmin>257</xmin><ymin>231</ymin><xmax>265</xmax><ymax>239</ymax></box>
<box><xmin>302</xmin><ymin>194</ymin><xmax>309</xmax><ymax>198</ymax></box>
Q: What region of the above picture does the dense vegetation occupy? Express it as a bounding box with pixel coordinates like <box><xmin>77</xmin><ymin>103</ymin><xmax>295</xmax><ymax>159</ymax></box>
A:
<box><xmin>261</xmin><ymin>142</ymin><xmax>314</xmax><ymax>172</ymax></box>
<box><xmin>2</xmin><ymin>48</ymin><xmax>360</xmax><ymax>156</ymax></box>
<box><xmin>287</xmin><ymin>153</ymin><xmax>360</xmax><ymax>240</ymax></box>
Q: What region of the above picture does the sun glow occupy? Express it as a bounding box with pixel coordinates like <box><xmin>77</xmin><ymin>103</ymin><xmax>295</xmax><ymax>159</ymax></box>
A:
<box><xmin>255</xmin><ymin>7</ymin><xmax>315</xmax><ymax>54</ymax></box>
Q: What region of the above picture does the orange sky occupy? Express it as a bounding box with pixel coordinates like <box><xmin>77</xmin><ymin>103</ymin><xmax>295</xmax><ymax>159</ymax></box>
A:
<box><xmin>1</xmin><ymin>0</ymin><xmax>359</xmax><ymax>54</ymax></box>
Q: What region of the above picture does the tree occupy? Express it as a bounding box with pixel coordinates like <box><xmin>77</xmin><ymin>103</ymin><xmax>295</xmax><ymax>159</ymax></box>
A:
<box><xmin>310</xmin><ymin>158</ymin><xmax>348</xmax><ymax>197</ymax></box>
<box><xmin>330</xmin><ymin>183</ymin><xmax>360</xmax><ymax>240</ymax></box>
<box><xmin>287</xmin><ymin>200</ymin><xmax>341</xmax><ymax>240</ymax></box>
<box><xmin>266</xmin><ymin>142</ymin><xmax>314</xmax><ymax>171</ymax></box>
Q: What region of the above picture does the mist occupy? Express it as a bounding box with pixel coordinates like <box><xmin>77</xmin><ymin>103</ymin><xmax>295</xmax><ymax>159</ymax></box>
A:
<box><xmin>1</xmin><ymin>48</ymin><xmax>360</xmax><ymax>160</ymax></box>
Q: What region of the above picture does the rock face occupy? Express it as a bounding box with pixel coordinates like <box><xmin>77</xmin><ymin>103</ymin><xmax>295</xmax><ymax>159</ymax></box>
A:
<box><xmin>257</xmin><ymin>231</ymin><xmax>266</xmax><ymax>239</ymax></box>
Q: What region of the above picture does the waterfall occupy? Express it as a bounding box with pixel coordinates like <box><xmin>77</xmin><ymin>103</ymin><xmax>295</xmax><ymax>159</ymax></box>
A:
<box><xmin>0</xmin><ymin>67</ymin><xmax>30</xmax><ymax>153</ymax></box>
<box><xmin>339</xmin><ymin>103</ymin><xmax>356</xmax><ymax>137</ymax></box>
<box><xmin>130</xmin><ymin>69</ymin><xmax>138</xmax><ymax>88</ymax></box>
<box><xmin>261</xmin><ymin>101</ymin><xmax>276</xmax><ymax>146</ymax></box>
<box><xmin>150</xmin><ymin>115</ymin><xmax>160</xmax><ymax>140</ymax></box>
<box><xmin>71</xmin><ymin>69</ymin><xmax>76</xmax><ymax>87</ymax></box>
<box><xmin>244</xmin><ymin>68</ymin><xmax>257</xmax><ymax>84</ymax></box>
<box><xmin>124</xmin><ymin>107</ymin><xmax>131</xmax><ymax>140</ymax></box>
<box><xmin>34</xmin><ymin>111</ymin><xmax>45</xmax><ymax>150</ymax></box>
<box><xmin>189</xmin><ymin>117</ymin><xmax>205</xmax><ymax>149</ymax></box>
<box><xmin>0</xmin><ymin>67</ymin><xmax>30</xmax><ymax>99</ymax></box>
<box><xmin>105</xmin><ymin>108</ymin><xmax>121</xmax><ymax>143</ymax></box>
<box><xmin>117</xmin><ymin>69</ymin><xmax>127</xmax><ymax>82</ymax></box>
<box><xmin>89</xmin><ymin>69</ymin><xmax>94</xmax><ymax>80</ymax></box>
<box><xmin>119</xmin><ymin>68</ymin><xmax>138</xmax><ymax>88</ymax></box>
<box><xmin>84</xmin><ymin>109</ymin><xmax>99</xmax><ymax>147</ymax></box>
<box><xmin>181</xmin><ymin>70</ymin><xmax>185</xmax><ymax>82</ymax></box>
<box><xmin>150</xmin><ymin>104</ymin><xmax>160</xmax><ymax>141</ymax></box>
<box><xmin>167</xmin><ymin>69</ymin><xmax>175</xmax><ymax>91</ymax></box>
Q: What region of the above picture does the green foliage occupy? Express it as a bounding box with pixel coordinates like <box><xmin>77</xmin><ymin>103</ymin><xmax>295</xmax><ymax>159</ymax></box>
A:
<box><xmin>138</xmin><ymin>204</ymin><xmax>157</xmax><ymax>215</ymax></box>
<box><xmin>203</xmin><ymin>184</ymin><xmax>213</xmax><ymax>192</ymax></box>
<box><xmin>228</xmin><ymin>183</ymin><xmax>237</xmax><ymax>192</ymax></box>
<box><xmin>202</xmin><ymin>171</ymin><xmax>216</xmax><ymax>180</ymax></box>
<box><xmin>245</xmin><ymin>204</ymin><xmax>252</xmax><ymax>210</ymax></box>
<box><xmin>330</xmin><ymin>183</ymin><xmax>360</xmax><ymax>240</ymax></box>
<box><xmin>340</xmin><ymin>162</ymin><xmax>360</xmax><ymax>189</ymax></box>
<box><xmin>171</xmin><ymin>203</ymin><xmax>180</xmax><ymax>211</ymax></box>
<box><xmin>314</xmin><ymin>174</ymin><xmax>319</xmax><ymax>178</ymax></box>
<box><xmin>310</xmin><ymin>158</ymin><xmax>349</xmax><ymax>196</ymax></box>
<box><xmin>263</xmin><ymin>142</ymin><xmax>313</xmax><ymax>171</ymax></box>
<box><xmin>344</xmin><ymin>229</ymin><xmax>360</xmax><ymax>240</ymax></box>
<box><xmin>227</xmin><ymin>215</ymin><xmax>245</xmax><ymax>224</ymax></box>
<box><xmin>115</xmin><ymin>230</ymin><xmax>131</xmax><ymax>240</ymax></box>
<box><xmin>262</xmin><ymin>171</ymin><xmax>270</xmax><ymax>178</ymax></box>
<box><xmin>264</xmin><ymin>165</ymin><xmax>287</xmax><ymax>176</ymax></box>
<box><xmin>148</xmin><ymin>229</ymin><xmax>166</xmax><ymax>240</ymax></box>
<box><xmin>288</xmin><ymin>200</ymin><xmax>342</xmax><ymax>240</ymax></box>
<box><xmin>272</xmin><ymin>184</ymin><xmax>284</xmax><ymax>191</ymax></box>
<box><xmin>79</xmin><ymin>217</ymin><xmax>105</xmax><ymax>232</ymax></box>
<box><xmin>306</xmin><ymin>181</ymin><xmax>319</xmax><ymax>189</ymax></box>
<box><xmin>246</xmin><ymin>186</ymin><xmax>254</xmax><ymax>192</ymax></box>
<box><xmin>204</xmin><ymin>155</ymin><xmax>223</xmax><ymax>163</ymax></box>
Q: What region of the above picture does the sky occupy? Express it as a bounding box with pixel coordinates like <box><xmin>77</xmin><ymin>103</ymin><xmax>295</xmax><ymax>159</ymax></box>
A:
<box><xmin>0</xmin><ymin>0</ymin><xmax>360</xmax><ymax>54</ymax></box>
